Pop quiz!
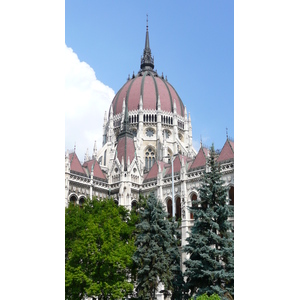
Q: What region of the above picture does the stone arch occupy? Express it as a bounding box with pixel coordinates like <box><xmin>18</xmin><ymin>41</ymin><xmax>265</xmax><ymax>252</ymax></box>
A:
<box><xmin>131</xmin><ymin>200</ymin><xmax>137</xmax><ymax>210</ymax></box>
<box><xmin>166</xmin><ymin>197</ymin><xmax>173</xmax><ymax>218</ymax></box>
<box><xmin>189</xmin><ymin>192</ymin><xmax>198</xmax><ymax>219</ymax></box>
<box><xmin>175</xmin><ymin>196</ymin><xmax>181</xmax><ymax>221</ymax></box>
<box><xmin>144</xmin><ymin>145</ymin><xmax>156</xmax><ymax>171</ymax></box>
<box><xmin>78</xmin><ymin>196</ymin><xmax>86</xmax><ymax>207</ymax></box>
<box><xmin>69</xmin><ymin>193</ymin><xmax>78</xmax><ymax>205</ymax></box>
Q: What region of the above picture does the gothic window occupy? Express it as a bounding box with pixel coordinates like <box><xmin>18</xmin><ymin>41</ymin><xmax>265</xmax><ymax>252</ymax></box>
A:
<box><xmin>145</xmin><ymin>147</ymin><xmax>155</xmax><ymax>170</ymax></box>
<box><xmin>131</xmin><ymin>201</ymin><xmax>137</xmax><ymax>210</ymax></box>
<box><xmin>190</xmin><ymin>194</ymin><xmax>197</xmax><ymax>219</ymax></box>
<box><xmin>79</xmin><ymin>197</ymin><xmax>85</xmax><ymax>208</ymax></box>
<box><xmin>167</xmin><ymin>199</ymin><xmax>172</xmax><ymax>218</ymax></box>
<box><xmin>176</xmin><ymin>197</ymin><xmax>181</xmax><ymax>221</ymax></box>
<box><xmin>164</xmin><ymin>130</ymin><xmax>171</xmax><ymax>139</ymax></box>
<box><xmin>146</xmin><ymin>128</ymin><xmax>154</xmax><ymax>137</ymax></box>
<box><xmin>70</xmin><ymin>195</ymin><xmax>77</xmax><ymax>206</ymax></box>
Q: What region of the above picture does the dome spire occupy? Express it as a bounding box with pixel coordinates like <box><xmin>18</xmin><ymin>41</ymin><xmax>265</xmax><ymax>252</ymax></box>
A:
<box><xmin>140</xmin><ymin>14</ymin><xmax>154</xmax><ymax>71</ymax></box>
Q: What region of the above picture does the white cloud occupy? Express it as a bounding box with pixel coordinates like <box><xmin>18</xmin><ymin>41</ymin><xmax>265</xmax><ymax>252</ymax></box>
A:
<box><xmin>65</xmin><ymin>45</ymin><xmax>115</xmax><ymax>162</ymax></box>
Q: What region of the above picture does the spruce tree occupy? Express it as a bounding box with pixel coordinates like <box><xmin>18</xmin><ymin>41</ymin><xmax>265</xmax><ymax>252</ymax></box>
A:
<box><xmin>168</xmin><ymin>219</ymin><xmax>185</xmax><ymax>300</ymax></box>
<box><xmin>184</xmin><ymin>144</ymin><xmax>234</xmax><ymax>300</ymax></box>
<box><xmin>133</xmin><ymin>192</ymin><xmax>177</xmax><ymax>300</ymax></box>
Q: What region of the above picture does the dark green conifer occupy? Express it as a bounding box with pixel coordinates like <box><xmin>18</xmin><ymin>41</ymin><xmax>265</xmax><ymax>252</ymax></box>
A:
<box><xmin>184</xmin><ymin>144</ymin><xmax>234</xmax><ymax>300</ymax></box>
<box><xmin>133</xmin><ymin>192</ymin><xmax>179</xmax><ymax>300</ymax></box>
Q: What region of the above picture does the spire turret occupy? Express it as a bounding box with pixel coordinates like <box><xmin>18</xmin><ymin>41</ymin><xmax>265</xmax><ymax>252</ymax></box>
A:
<box><xmin>140</xmin><ymin>15</ymin><xmax>154</xmax><ymax>71</ymax></box>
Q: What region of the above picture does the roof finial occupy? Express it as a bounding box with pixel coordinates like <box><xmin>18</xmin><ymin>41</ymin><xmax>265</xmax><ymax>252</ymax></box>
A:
<box><xmin>146</xmin><ymin>14</ymin><xmax>148</xmax><ymax>31</ymax></box>
<box><xmin>226</xmin><ymin>127</ymin><xmax>228</xmax><ymax>139</ymax></box>
<box><xmin>140</xmin><ymin>15</ymin><xmax>154</xmax><ymax>70</ymax></box>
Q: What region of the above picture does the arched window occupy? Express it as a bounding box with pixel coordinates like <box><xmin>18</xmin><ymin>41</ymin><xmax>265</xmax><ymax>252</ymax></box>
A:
<box><xmin>79</xmin><ymin>197</ymin><xmax>85</xmax><ymax>207</ymax></box>
<box><xmin>229</xmin><ymin>186</ymin><xmax>234</xmax><ymax>206</ymax></box>
<box><xmin>145</xmin><ymin>147</ymin><xmax>155</xmax><ymax>171</ymax></box>
<box><xmin>129</xmin><ymin>116</ymin><xmax>132</xmax><ymax>123</ymax></box>
<box><xmin>69</xmin><ymin>195</ymin><xmax>77</xmax><ymax>206</ymax></box>
<box><xmin>167</xmin><ymin>199</ymin><xmax>172</xmax><ymax>218</ymax></box>
<box><xmin>190</xmin><ymin>194</ymin><xmax>197</xmax><ymax>219</ymax></box>
<box><xmin>176</xmin><ymin>197</ymin><xmax>181</xmax><ymax>221</ymax></box>
<box><xmin>131</xmin><ymin>201</ymin><xmax>137</xmax><ymax>210</ymax></box>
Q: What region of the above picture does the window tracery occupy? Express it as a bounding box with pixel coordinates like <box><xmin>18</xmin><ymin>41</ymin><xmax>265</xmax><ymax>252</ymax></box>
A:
<box><xmin>145</xmin><ymin>146</ymin><xmax>155</xmax><ymax>170</ymax></box>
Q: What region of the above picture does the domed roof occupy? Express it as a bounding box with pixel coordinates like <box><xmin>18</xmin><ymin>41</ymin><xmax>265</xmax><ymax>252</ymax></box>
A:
<box><xmin>110</xmin><ymin>23</ymin><xmax>185</xmax><ymax>117</ymax></box>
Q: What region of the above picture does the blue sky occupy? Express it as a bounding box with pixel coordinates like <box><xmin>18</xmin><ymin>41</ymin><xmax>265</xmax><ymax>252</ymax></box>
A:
<box><xmin>65</xmin><ymin>0</ymin><xmax>233</xmax><ymax>160</ymax></box>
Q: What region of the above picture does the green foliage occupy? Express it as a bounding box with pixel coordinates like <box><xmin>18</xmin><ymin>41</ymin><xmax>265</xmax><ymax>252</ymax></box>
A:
<box><xmin>133</xmin><ymin>192</ymin><xmax>182</xmax><ymax>300</ymax></box>
<box><xmin>184</xmin><ymin>144</ymin><xmax>234</xmax><ymax>300</ymax></box>
<box><xmin>192</xmin><ymin>293</ymin><xmax>221</xmax><ymax>300</ymax></box>
<box><xmin>65</xmin><ymin>197</ymin><xmax>137</xmax><ymax>300</ymax></box>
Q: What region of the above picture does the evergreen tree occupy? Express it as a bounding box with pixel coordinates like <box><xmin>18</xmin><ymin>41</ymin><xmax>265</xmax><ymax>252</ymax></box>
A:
<box><xmin>168</xmin><ymin>218</ymin><xmax>185</xmax><ymax>300</ymax></box>
<box><xmin>184</xmin><ymin>144</ymin><xmax>234</xmax><ymax>300</ymax></box>
<box><xmin>133</xmin><ymin>192</ymin><xmax>178</xmax><ymax>300</ymax></box>
<box><xmin>65</xmin><ymin>197</ymin><xmax>136</xmax><ymax>300</ymax></box>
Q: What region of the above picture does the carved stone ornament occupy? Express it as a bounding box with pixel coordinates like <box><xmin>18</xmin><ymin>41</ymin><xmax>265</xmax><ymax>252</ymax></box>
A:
<box><xmin>182</xmin><ymin>207</ymin><xmax>185</xmax><ymax>218</ymax></box>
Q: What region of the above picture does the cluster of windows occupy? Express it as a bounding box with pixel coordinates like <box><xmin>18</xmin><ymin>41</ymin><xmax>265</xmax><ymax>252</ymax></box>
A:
<box><xmin>69</xmin><ymin>195</ymin><xmax>86</xmax><ymax>207</ymax></box>
<box><xmin>129</xmin><ymin>115</ymin><xmax>139</xmax><ymax>123</ymax></box>
<box><xmin>145</xmin><ymin>147</ymin><xmax>155</xmax><ymax>171</ymax></box>
<box><xmin>178</xmin><ymin>120</ymin><xmax>184</xmax><ymax>129</ymax></box>
<box><xmin>162</xmin><ymin>115</ymin><xmax>173</xmax><ymax>125</ymax></box>
<box><xmin>143</xmin><ymin>114</ymin><xmax>157</xmax><ymax>123</ymax></box>
<box><xmin>167</xmin><ymin>197</ymin><xmax>182</xmax><ymax>221</ymax></box>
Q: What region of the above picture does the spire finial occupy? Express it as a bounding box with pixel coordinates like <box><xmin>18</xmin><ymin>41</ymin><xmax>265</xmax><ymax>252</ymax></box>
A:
<box><xmin>146</xmin><ymin>14</ymin><xmax>148</xmax><ymax>31</ymax></box>
<box><xmin>226</xmin><ymin>127</ymin><xmax>228</xmax><ymax>139</ymax></box>
<box><xmin>140</xmin><ymin>16</ymin><xmax>154</xmax><ymax>71</ymax></box>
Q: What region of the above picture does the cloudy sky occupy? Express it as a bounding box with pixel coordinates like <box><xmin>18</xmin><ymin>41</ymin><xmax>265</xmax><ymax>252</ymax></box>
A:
<box><xmin>65</xmin><ymin>0</ymin><xmax>234</xmax><ymax>162</ymax></box>
<box><xmin>65</xmin><ymin>45</ymin><xmax>115</xmax><ymax>159</ymax></box>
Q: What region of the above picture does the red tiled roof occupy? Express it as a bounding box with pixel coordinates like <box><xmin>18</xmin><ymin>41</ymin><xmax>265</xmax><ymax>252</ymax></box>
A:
<box><xmin>83</xmin><ymin>159</ymin><xmax>107</xmax><ymax>180</ymax></box>
<box><xmin>144</xmin><ymin>160</ymin><xmax>169</xmax><ymax>181</ymax></box>
<box><xmin>189</xmin><ymin>147</ymin><xmax>207</xmax><ymax>170</ymax></box>
<box><xmin>69</xmin><ymin>152</ymin><xmax>86</xmax><ymax>175</ymax></box>
<box><xmin>116</xmin><ymin>135</ymin><xmax>135</xmax><ymax>167</ymax></box>
<box><xmin>165</xmin><ymin>154</ymin><xmax>188</xmax><ymax>176</ymax></box>
<box><xmin>217</xmin><ymin>140</ymin><xmax>234</xmax><ymax>162</ymax></box>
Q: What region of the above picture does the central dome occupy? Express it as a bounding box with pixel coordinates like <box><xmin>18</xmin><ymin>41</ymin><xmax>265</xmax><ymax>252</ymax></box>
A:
<box><xmin>111</xmin><ymin>71</ymin><xmax>185</xmax><ymax>117</ymax></box>
<box><xmin>110</xmin><ymin>23</ymin><xmax>185</xmax><ymax>118</ymax></box>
